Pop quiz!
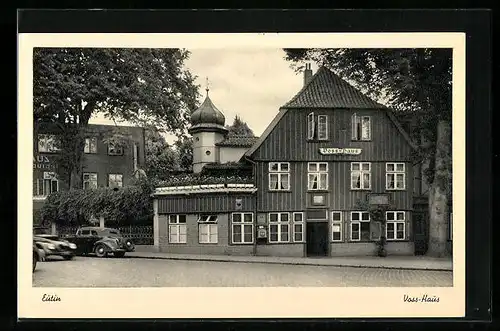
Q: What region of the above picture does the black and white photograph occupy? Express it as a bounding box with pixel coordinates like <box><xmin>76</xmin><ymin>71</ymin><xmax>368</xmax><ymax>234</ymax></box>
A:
<box><xmin>19</xmin><ymin>32</ymin><xmax>466</xmax><ymax>318</ymax></box>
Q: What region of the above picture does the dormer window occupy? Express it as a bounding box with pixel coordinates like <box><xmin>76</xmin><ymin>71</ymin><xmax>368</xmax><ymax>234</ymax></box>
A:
<box><xmin>352</xmin><ymin>113</ymin><xmax>371</xmax><ymax>141</ymax></box>
<box><xmin>307</xmin><ymin>112</ymin><xmax>328</xmax><ymax>140</ymax></box>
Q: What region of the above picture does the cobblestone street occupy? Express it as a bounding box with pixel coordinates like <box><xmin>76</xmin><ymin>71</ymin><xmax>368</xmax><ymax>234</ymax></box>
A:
<box><xmin>33</xmin><ymin>256</ymin><xmax>453</xmax><ymax>287</ymax></box>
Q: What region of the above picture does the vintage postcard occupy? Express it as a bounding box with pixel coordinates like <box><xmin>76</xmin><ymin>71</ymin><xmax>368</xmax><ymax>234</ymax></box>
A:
<box><xmin>18</xmin><ymin>32</ymin><xmax>465</xmax><ymax>318</ymax></box>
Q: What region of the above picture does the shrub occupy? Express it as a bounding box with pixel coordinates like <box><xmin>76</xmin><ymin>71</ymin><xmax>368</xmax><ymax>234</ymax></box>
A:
<box><xmin>40</xmin><ymin>178</ymin><xmax>154</xmax><ymax>226</ymax></box>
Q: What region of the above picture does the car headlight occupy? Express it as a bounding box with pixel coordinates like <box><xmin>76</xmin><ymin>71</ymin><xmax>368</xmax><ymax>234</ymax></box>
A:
<box><xmin>69</xmin><ymin>243</ymin><xmax>76</xmax><ymax>249</ymax></box>
<box><xmin>47</xmin><ymin>243</ymin><xmax>56</xmax><ymax>250</ymax></box>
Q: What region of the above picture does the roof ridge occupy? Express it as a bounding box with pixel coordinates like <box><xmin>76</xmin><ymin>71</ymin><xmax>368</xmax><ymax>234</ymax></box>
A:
<box><xmin>282</xmin><ymin>66</ymin><xmax>386</xmax><ymax>109</ymax></box>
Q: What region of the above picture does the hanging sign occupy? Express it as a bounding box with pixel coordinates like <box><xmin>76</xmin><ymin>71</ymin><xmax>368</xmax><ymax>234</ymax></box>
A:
<box><xmin>319</xmin><ymin>148</ymin><xmax>362</xmax><ymax>155</ymax></box>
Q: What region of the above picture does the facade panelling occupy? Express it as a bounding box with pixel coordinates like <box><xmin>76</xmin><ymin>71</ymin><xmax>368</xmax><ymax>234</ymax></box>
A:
<box><xmin>157</xmin><ymin>214</ymin><xmax>254</xmax><ymax>256</ymax></box>
<box><xmin>158</xmin><ymin>194</ymin><xmax>255</xmax><ymax>214</ymax></box>
<box><xmin>252</xmin><ymin>109</ymin><xmax>413</xmax><ymax>162</ymax></box>
<box><xmin>256</xmin><ymin>161</ymin><xmax>413</xmax><ymax>211</ymax></box>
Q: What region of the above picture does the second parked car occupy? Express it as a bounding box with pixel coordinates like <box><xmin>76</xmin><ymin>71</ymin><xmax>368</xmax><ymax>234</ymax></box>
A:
<box><xmin>64</xmin><ymin>227</ymin><xmax>135</xmax><ymax>258</ymax></box>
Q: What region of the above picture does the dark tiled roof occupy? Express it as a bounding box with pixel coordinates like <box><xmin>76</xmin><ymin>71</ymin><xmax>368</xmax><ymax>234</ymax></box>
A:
<box><xmin>282</xmin><ymin>66</ymin><xmax>386</xmax><ymax>109</ymax></box>
<box><xmin>216</xmin><ymin>135</ymin><xmax>259</xmax><ymax>147</ymax></box>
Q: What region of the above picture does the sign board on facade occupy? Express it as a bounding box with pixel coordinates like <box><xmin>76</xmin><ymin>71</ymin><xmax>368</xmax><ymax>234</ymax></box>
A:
<box><xmin>33</xmin><ymin>155</ymin><xmax>56</xmax><ymax>170</ymax></box>
<box><xmin>235</xmin><ymin>198</ymin><xmax>242</xmax><ymax>210</ymax></box>
<box><xmin>319</xmin><ymin>148</ymin><xmax>362</xmax><ymax>155</ymax></box>
<box><xmin>368</xmin><ymin>194</ymin><xmax>390</xmax><ymax>205</ymax></box>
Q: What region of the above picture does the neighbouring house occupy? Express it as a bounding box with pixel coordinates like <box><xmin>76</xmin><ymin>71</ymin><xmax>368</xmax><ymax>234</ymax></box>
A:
<box><xmin>33</xmin><ymin>123</ymin><xmax>146</xmax><ymax>225</ymax></box>
<box><xmin>151</xmin><ymin>65</ymin><xmax>451</xmax><ymax>257</ymax></box>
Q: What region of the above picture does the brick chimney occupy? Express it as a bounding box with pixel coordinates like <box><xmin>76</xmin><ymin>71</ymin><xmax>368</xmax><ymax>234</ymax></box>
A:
<box><xmin>303</xmin><ymin>63</ymin><xmax>313</xmax><ymax>86</ymax></box>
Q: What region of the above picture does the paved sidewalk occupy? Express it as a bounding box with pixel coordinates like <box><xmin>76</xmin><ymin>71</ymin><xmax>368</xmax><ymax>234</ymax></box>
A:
<box><xmin>127</xmin><ymin>250</ymin><xmax>453</xmax><ymax>271</ymax></box>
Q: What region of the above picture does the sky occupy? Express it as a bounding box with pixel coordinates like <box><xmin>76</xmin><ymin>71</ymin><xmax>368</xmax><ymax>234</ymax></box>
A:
<box><xmin>89</xmin><ymin>49</ymin><xmax>318</xmax><ymax>143</ymax></box>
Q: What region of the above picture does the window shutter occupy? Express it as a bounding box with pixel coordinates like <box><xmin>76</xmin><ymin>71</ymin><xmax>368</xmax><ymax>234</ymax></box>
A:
<box><xmin>307</xmin><ymin>112</ymin><xmax>315</xmax><ymax>139</ymax></box>
<box><xmin>351</xmin><ymin>113</ymin><xmax>358</xmax><ymax>140</ymax></box>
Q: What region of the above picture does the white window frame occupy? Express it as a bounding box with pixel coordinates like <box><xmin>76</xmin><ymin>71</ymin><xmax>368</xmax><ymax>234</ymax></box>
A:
<box><xmin>108</xmin><ymin>142</ymin><xmax>123</xmax><ymax>156</ymax></box>
<box><xmin>268</xmin><ymin>212</ymin><xmax>291</xmax><ymax>243</ymax></box>
<box><xmin>350</xmin><ymin>211</ymin><xmax>371</xmax><ymax>241</ymax></box>
<box><xmin>37</xmin><ymin>134</ymin><xmax>60</xmax><ymax>153</ymax></box>
<box><xmin>386</xmin><ymin>211</ymin><xmax>406</xmax><ymax>240</ymax></box>
<box><xmin>331</xmin><ymin>211</ymin><xmax>343</xmax><ymax>242</ymax></box>
<box><xmin>308</xmin><ymin>162</ymin><xmax>329</xmax><ymax>191</ymax></box>
<box><xmin>317</xmin><ymin>115</ymin><xmax>328</xmax><ymax>140</ymax></box>
<box><xmin>231</xmin><ymin>212</ymin><xmax>254</xmax><ymax>244</ymax></box>
<box><xmin>168</xmin><ymin>214</ymin><xmax>187</xmax><ymax>244</ymax></box>
<box><xmin>34</xmin><ymin>172</ymin><xmax>59</xmax><ymax>197</ymax></box>
<box><xmin>352</xmin><ymin>113</ymin><xmax>371</xmax><ymax>141</ymax></box>
<box><xmin>83</xmin><ymin>172</ymin><xmax>98</xmax><ymax>189</ymax></box>
<box><xmin>198</xmin><ymin>214</ymin><xmax>218</xmax><ymax>244</ymax></box>
<box><xmin>108</xmin><ymin>173</ymin><xmax>123</xmax><ymax>188</ymax></box>
<box><xmin>292</xmin><ymin>212</ymin><xmax>304</xmax><ymax>243</ymax></box>
<box><xmin>351</xmin><ymin>162</ymin><xmax>371</xmax><ymax>190</ymax></box>
<box><xmin>84</xmin><ymin>137</ymin><xmax>98</xmax><ymax>154</ymax></box>
<box><xmin>307</xmin><ymin>112</ymin><xmax>315</xmax><ymax>140</ymax></box>
<box><xmin>386</xmin><ymin>163</ymin><xmax>406</xmax><ymax>190</ymax></box>
<box><xmin>268</xmin><ymin>162</ymin><xmax>291</xmax><ymax>191</ymax></box>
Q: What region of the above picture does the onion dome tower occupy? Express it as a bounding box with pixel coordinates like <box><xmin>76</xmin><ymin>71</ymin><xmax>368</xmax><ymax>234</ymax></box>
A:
<box><xmin>188</xmin><ymin>80</ymin><xmax>228</xmax><ymax>173</ymax></box>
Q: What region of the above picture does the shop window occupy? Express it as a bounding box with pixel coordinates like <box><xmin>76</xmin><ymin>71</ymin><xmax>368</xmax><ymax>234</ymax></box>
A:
<box><xmin>83</xmin><ymin>173</ymin><xmax>98</xmax><ymax>189</ymax></box>
<box><xmin>351</xmin><ymin>162</ymin><xmax>371</xmax><ymax>190</ymax></box>
<box><xmin>386</xmin><ymin>211</ymin><xmax>406</xmax><ymax>240</ymax></box>
<box><xmin>108</xmin><ymin>173</ymin><xmax>123</xmax><ymax>188</ymax></box>
<box><xmin>268</xmin><ymin>162</ymin><xmax>290</xmax><ymax>191</ymax></box>
<box><xmin>386</xmin><ymin>163</ymin><xmax>406</xmax><ymax>190</ymax></box>
<box><xmin>308</xmin><ymin>162</ymin><xmax>328</xmax><ymax>190</ymax></box>
<box><xmin>231</xmin><ymin>213</ymin><xmax>254</xmax><ymax>244</ymax></box>
<box><xmin>34</xmin><ymin>172</ymin><xmax>58</xmax><ymax>196</ymax></box>
<box><xmin>331</xmin><ymin>211</ymin><xmax>343</xmax><ymax>242</ymax></box>
<box><xmin>269</xmin><ymin>212</ymin><xmax>290</xmax><ymax>243</ymax></box>
<box><xmin>84</xmin><ymin>137</ymin><xmax>98</xmax><ymax>154</ymax></box>
<box><xmin>350</xmin><ymin>211</ymin><xmax>375</xmax><ymax>241</ymax></box>
<box><xmin>292</xmin><ymin>212</ymin><xmax>304</xmax><ymax>242</ymax></box>
<box><xmin>352</xmin><ymin>114</ymin><xmax>371</xmax><ymax>141</ymax></box>
<box><xmin>169</xmin><ymin>214</ymin><xmax>187</xmax><ymax>244</ymax></box>
<box><xmin>198</xmin><ymin>214</ymin><xmax>218</xmax><ymax>244</ymax></box>
<box><xmin>38</xmin><ymin>134</ymin><xmax>60</xmax><ymax>153</ymax></box>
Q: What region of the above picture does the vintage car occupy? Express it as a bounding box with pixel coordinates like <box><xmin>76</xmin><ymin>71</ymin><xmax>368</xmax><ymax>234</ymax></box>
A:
<box><xmin>63</xmin><ymin>227</ymin><xmax>135</xmax><ymax>258</ymax></box>
<box><xmin>33</xmin><ymin>242</ymin><xmax>46</xmax><ymax>272</ymax></box>
<box><xmin>33</xmin><ymin>235</ymin><xmax>77</xmax><ymax>260</ymax></box>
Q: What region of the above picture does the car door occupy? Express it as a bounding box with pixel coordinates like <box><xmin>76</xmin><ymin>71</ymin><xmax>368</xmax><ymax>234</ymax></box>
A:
<box><xmin>77</xmin><ymin>229</ymin><xmax>92</xmax><ymax>253</ymax></box>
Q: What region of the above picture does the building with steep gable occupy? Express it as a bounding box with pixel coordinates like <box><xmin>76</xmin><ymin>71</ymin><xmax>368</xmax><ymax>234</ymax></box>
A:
<box><xmin>152</xmin><ymin>65</ymin><xmax>448</xmax><ymax>257</ymax></box>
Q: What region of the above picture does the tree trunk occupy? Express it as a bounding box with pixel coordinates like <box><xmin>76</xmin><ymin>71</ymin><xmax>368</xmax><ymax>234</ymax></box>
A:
<box><xmin>427</xmin><ymin>119</ymin><xmax>452</xmax><ymax>257</ymax></box>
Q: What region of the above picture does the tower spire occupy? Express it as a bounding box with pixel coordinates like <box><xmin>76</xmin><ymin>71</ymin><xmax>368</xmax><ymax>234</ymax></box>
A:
<box><xmin>205</xmin><ymin>77</ymin><xmax>210</xmax><ymax>96</ymax></box>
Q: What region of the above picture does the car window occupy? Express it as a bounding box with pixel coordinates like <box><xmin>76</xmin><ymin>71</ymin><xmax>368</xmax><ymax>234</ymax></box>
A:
<box><xmin>109</xmin><ymin>230</ymin><xmax>119</xmax><ymax>235</ymax></box>
<box><xmin>80</xmin><ymin>230</ymin><xmax>90</xmax><ymax>235</ymax></box>
<box><xmin>91</xmin><ymin>230</ymin><xmax>98</xmax><ymax>236</ymax></box>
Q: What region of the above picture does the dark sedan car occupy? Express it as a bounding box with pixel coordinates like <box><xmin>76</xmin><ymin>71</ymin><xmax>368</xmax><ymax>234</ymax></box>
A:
<box><xmin>34</xmin><ymin>235</ymin><xmax>77</xmax><ymax>260</ymax></box>
<box><xmin>64</xmin><ymin>227</ymin><xmax>135</xmax><ymax>258</ymax></box>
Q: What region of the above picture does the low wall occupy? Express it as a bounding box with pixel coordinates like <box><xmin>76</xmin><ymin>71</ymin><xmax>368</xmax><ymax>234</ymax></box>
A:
<box><xmin>330</xmin><ymin>242</ymin><xmax>414</xmax><ymax>257</ymax></box>
<box><xmin>256</xmin><ymin>244</ymin><xmax>304</xmax><ymax>257</ymax></box>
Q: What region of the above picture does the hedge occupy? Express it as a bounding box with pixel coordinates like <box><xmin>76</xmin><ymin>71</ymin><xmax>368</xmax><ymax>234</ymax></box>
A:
<box><xmin>40</xmin><ymin>181</ymin><xmax>154</xmax><ymax>226</ymax></box>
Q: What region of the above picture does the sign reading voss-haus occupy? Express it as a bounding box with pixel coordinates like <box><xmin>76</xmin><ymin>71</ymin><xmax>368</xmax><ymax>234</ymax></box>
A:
<box><xmin>318</xmin><ymin>148</ymin><xmax>362</xmax><ymax>155</ymax></box>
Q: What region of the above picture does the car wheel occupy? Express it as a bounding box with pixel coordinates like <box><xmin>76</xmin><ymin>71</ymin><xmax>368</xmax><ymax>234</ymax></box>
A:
<box><xmin>94</xmin><ymin>244</ymin><xmax>107</xmax><ymax>258</ymax></box>
<box><xmin>33</xmin><ymin>255</ymin><xmax>37</xmax><ymax>272</ymax></box>
<box><xmin>63</xmin><ymin>255</ymin><xmax>74</xmax><ymax>260</ymax></box>
<box><xmin>114</xmin><ymin>252</ymin><xmax>125</xmax><ymax>258</ymax></box>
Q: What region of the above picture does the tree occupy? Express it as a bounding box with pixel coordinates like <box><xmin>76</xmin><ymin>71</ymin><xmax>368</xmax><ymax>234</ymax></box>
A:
<box><xmin>144</xmin><ymin>127</ymin><xmax>180</xmax><ymax>181</ymax></box>
<box><xmin>226</xmin><ymin>115</ymin><xmax>255</xmax><ymax>137</ymax></box>
<box><xmin>284</xmin><ymin>48</ymin><xmax>452</xmax><ymax>257</ymax></box>
<box><xmin>174</xmin><ymin>136</ymin><xmax>193</xmax><ymax>171</ymax></box>
<box><xmin>34</xmin><ymin>48</ymin><xmax>200</xmax><ymax>189</ymax></box>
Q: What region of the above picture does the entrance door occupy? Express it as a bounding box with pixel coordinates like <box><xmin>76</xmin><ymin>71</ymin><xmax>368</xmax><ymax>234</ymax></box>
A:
<box><xmin>306</xmin><ymin>222</ymin><xmax>329</xmax><ymax>257</ymax></box>
<box><xmin>413</xmin><ymin>212</ymin><xmax>428</xmax><ymax>255</ymax></box>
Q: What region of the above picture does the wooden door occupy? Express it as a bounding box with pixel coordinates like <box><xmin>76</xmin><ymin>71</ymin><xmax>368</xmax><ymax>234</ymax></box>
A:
<box><xmin>306</xmin><ymin>222</ymin><xmax>329</xmax><ymax>257</ymax></box>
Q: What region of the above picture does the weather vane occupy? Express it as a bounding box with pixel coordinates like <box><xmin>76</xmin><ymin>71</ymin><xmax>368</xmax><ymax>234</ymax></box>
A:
<box><xmin>205</xmin><ymin>77</ymin><xmax>210</xmax><ymax>96</ymax></box>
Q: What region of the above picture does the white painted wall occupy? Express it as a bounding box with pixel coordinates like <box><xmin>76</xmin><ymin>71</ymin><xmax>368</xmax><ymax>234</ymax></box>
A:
<box><xmin>192</xmin><ymin>131</ymin><xmax>225</xmax><ymax>173</ymax></box>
